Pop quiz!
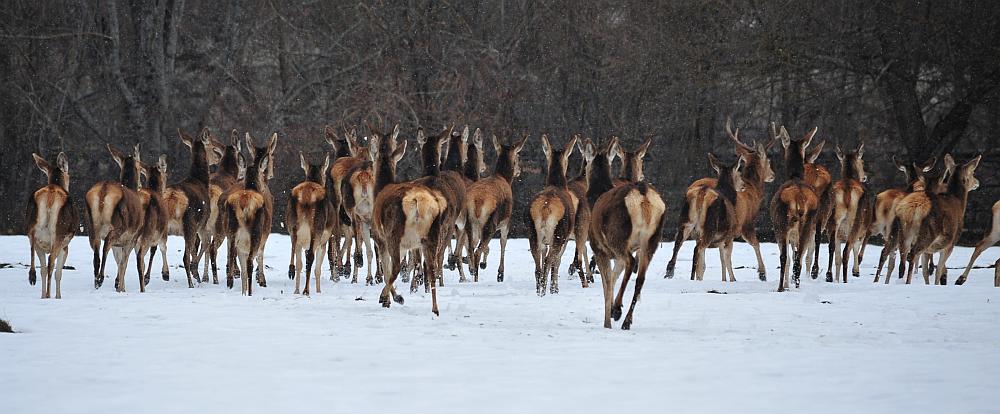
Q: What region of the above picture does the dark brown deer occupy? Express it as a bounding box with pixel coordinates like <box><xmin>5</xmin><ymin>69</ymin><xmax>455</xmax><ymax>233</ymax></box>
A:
<box><xmin>224</xmin><ymin>142</ymin><xmax>274</xmax><ymax>296</ymax></box>
<box><xmin>686</xmin><ymin>153</ymin><xmax>746</xmax><ymax>282</ymax></box>
<box><xmin>200</xmin><ymin>130</ymin><xmax>244</xmax><ymax>284</ymax></box>
<box><xmin>26</xmin><ymin>152</ymin><xmax>79</xmax><ymax>299</ymax></box>
<box><xmin>327</xmin><ymin>127</ymin><xmax>368</xmax><ymax>281</ymax></box>
<box><xmin>824</xmin><ymin>142</ymin><xmax>870</xmax><ymax>283</ymax></box>
<box><xmin>135</xmin><ymin>155</ymin><xmax>169</xmax><ymax>291</ymax></box>
<box><xmin>528</xmin><ymin>135</ymin><xmax>579</xmax><ymax>295</ymax></box>
<box><xmin>320</xmin><ymin>125</ymin><xmax>354</xmax><ymax>279</ymax></box>
<box><xmin>161</xmin><ymin>129</ymin><xmax>215</xmax><ymax>288</ymax></box>
<box><xmin>370</xmin><ymin>125</ymin><xmax>447</xmax><ymax>315</ymax></box>
<box><xmin>85</xmin><ymin>144</ymin><xmax>145</xmax><ymax>292</ymax></box>
<box><xmin>871</xmin><ymin>157</ymin><xmax>935</xmax><ymax>283</ymax></box>
<box><xmin>287</xmin><ymin>153</ymin><xmax>335</xmax><ymax>295</ymax></box>
<box><xmin>589</xmin><ymin>137</ymin><xmax>666</xmax><ymax>330</ymax></box>
<box><xmin>896</xmin><ymin>154</ymin><xmax>981</xmax><ymax>285</ymax></box>
<box><xmin>566</xmin><ymin>137</ymin><xmax>596</xmax><ymax>283</ymax></box>
<box><xmin>464</xmin><ymin>133</ymin><xmax>529</xmax><ymax>282</ymax></box>
<box><xmin>794</xmin><ymin>127</ymin><xmax>831</xmax><ymax>280</ymax></box>
<box><xmin>443</xmin><ymin>126</ymin><xmax>485</xmax><ymax>283</ymax></box>
<box><xmin>665</xmin><ymin>119</ymin><xmax>775</xmax><ymax>280</ymax></box>
<box><xmin>770</xmin><ymin>125</ymin><xmax>822</xmax><ymax>292</ymax></box>
<box><xmin>410</xmin><ymin>126</ymin><xmax>465</xmax><ymax>292</ymax></box>
<box><xmin>956</xmin><ymin>199</ymin><xmax>1000</xmax><ymax>286</ymax></box>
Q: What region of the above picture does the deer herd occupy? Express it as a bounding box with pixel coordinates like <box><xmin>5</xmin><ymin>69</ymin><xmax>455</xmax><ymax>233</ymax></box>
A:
<box><xmin>22</xmin><ymin>120</ymin><xmax>999</xmax><ymax>329</ymax></box>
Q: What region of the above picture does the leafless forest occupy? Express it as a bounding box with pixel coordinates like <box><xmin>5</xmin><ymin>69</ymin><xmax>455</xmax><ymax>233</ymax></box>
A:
<box><xmin>2</xmin><ymin>0</ymin><xmax>999</xmax><ymax>240</ymax></box>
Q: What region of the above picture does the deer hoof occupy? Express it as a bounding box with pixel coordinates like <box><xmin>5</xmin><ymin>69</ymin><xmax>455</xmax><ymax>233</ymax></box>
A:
<box><xmin>664</xmin><ymin>265</ymin><xmax>675</xmax><ymax>279</ymax></box>
<box><xmin>810</xmin><ymin>268</ymin><xmax>818</xmax><ymax>280</ymax></box>
<box><xmin>28</xmin><ymin>269</ymin><xmax>37</xmax><ymax>285</ymax></box>
<box><xmin>611</xmin><ymin>305</ymin><xmax>623</xmax><ymax>321</ymax></box>
<box><xmin>497</xmin><ymin>272</ymin><xmax>504</xmax><ymax>283</ymax></box>
<box><xmin>853</xmin><ymin>270</ymin><xmax>860</xmax><ymax>278</ymax></box>
<box><xmin>955</xmin><ymin>276</ymin><xmax>967</xmax><ymax>285</ymax></box>
<box><xmin>354</xmin><ymin>253</ymin><xmax>363</xmax><ymax>268</ymax></box>
<box><xmin>393</xmin><ymin>294</ymin><xmax>404</xmax><ymax>305</ymax></box>
<box><xmin>621</xmin><ymin>319</ymin><xmax>632</xmax><ymax>330</ymax></box>
<box><xmin>144</xmin><ymin>274</ymin><xmax>151</xmax><ymax>286</ymax></box>
<box><xmin>447</xmin><ymin>255</ymin><xmax>458</xmax><ymax>271</ymax></box>
<box><xmin>479</xmin><ymin>261</ymin><xmax>487</xmax><ymax>270</ymax></box>
<box><xmin>226</xmin><ymin>278</ymin><xmax>234</xmax><ymax>289</ymax></box>
<box><xmin>288</xmin><ymin>265</ymin><xmax>295</xmax><ymax>280</ymax></box>
<box><xmin>94</xmin><ymin>277</ymin><xmax>103</xmax><ymax>290</ymax></box>
<box><xmin>825</xmin><ymin>273</ymin><xmax>833</xmax><ymax>283</ymax></box>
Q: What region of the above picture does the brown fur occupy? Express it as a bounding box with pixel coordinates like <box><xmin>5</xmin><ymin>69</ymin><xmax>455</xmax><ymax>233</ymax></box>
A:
<box><xmin>340</xmin><ymin>158</ymin><xmax>376</xmax><ymax>284</ymax></box>
<box><xmin>687</xmin><ymin>154</ymin><xmax>746</xmax><ymax>283</ymax></box>
<box><xmin>528</xmin><ymin>134</ymin><xmax>579</xmax><ymax>295</ymax></box>
<box><xmin>26</xmin><ymin>152</ymin><xmax>79</xmax><ymax>299</ymax></box>
<box><xmin>135</xmin><ymin>156</ymin><xmax>169</xmax><ymax>292</ymax></box>
<box><xmin>224</xmin><ymin>134</ymin><xmax>277</xmax><ymax>295</ymax></box>
<box><xmin>199</xmin><ymin>130</ymin><xmax>244</xmax><ymax>284</ymax></box>
<box><xmin>566</xmin><ymin>137</ymin><xmax>596</xmax><ymax>283</ymax></box>
<box><xmin>824</xmin><ymin>143</ymin><xmax>869</xmax><ymax>283</ymax></box>
<box><xmin>957</xmin><ymin>200</ymin><xmax>1000</xmax><ymax>286</ymax></box>
<box><xmin>872</xmin><ymin>157</ymin><xmax>938</xmax><ymax>283</ymax></box>
<box><xmin>769</xmin><ymin>124</ymin><xmax>821</xmax><ymax>292</ymax></box>
<box><xmin>287</xmin><ymin>153</ymin><xmax>335</xmax><ymax>295</ymax></box>
<box><xmin>327</xmin><ymin>127</ymin><xmax>370</xmax><ymax>281</ymax></box>
<box><xmin>85</xmin><ymin>144</ymin><xmax>145</xmax><ymax>292</ymax></box>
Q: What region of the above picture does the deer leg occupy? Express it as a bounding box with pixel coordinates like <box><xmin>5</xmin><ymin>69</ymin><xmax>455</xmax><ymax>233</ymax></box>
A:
<box><xmin>90</xmin><ymin>234</ymin><xmax>102</xmax><ymax>288</ymax></box>
<box><xmin>577</xmin><ymin>237</ymin><xmax>590</xmax><ymax>288</ymax></box>
<box><xmin>594</xmin><ymin>253</ymin><xmax>616</xmax><ymax>329</ymax></box>
<box><xmin>777</xmin><ymin>238</ymin><xmax>788</xmax><ymax>292</ymax></box>
<box><xmin>255</xmin><ymin>248</ymin><xmax>267</xmax><ymax>288</ymax></box>
<box><xmin>826</xmin><ymin>229</ymin><xmax>837</xmax><ymax>283</ymax></box>
<box><xmin>294</xmin><ymin>244</ymin><xmax>304</xmax><ymax>295</ymax></box>
<box><xmin>424</xmin><ymin>244</ymin><xmax>439</xmax><ymax>316</ymax></box>
<box><xmin>528</xmin><ymin>232</ymin><xmax>544</xmax><ymax>296</ymax></box>
<box><xmin>612</xmin><ymin>255</ymin><xmax>634</xmax><ymax>320</ymax></box>
<box><xmin>621</xmin><ymin>248</ymin><xmax>650</xmax><ymax>331</ymax></box>
<box><xmin>378</xmin><ymin>243</ymin><xmax>404</xmax><ymax>307</ymax></box>
<box><xmin>158</xmin><ymin>239</ymin><xmax>170</xmax><ymax>281</ymax></box>
<box><xmin>548</xmin><ymin>241</ymin><xmax>568</xmax><ymax>295</ymax></box>
<box><xmin>994</xmin><ymin>258</ymin><xmax>999</xmax><ymax>288</ymax></box>
<box><xmin>841</xmin><ymin>240</ymin><xmax>851</xmax><ymax>284</ymax></box>
<box><xmin>28</xmin><ymin>238</ymin><xmax>37</xmax><ymax>286</ymax></box>
<box><xmin>744</xmin><ymin>229</ymin><xmax>766</xmax><ymax>281</ymax></box>
<box><xmin>144</xmin><ymin>245</ymin><xmax>156</xmax><ymax>286</ymax></box>
<box><xmin>936</xmin><ymin>248</ymin><xmax>953</xmax><ymax>286</ymax></box>
<box><xmin>957</xmin><ymin>237</ymin><xmax>996</xmax><ymax>285</ymax></box>
<box><xmin>100</xmin><ymin>236</ymin><xmax>112</xmax><ymax>288</ymax></box>
<box><xmin>288</xmin><ymin>232</ymin><xmax>298</xmax><ymax>281</ymax></box>
<box><xmin>54</xmin><ymin>246</ymin><xmax>68</xmax><ymax>299</ymax></box>
<box><xmin>498</xmin><ymin>222</ymin><xmax>510</xmax><ymax>283</ymax></box>
<box><xmin>306</xmin><ymin>243</ymin><xmax>318</xmax><ymax>295</ymax></box>
<box><xmin>853</xmin><ymin>237</ymin><xmax>864</xmax><ymax>278</ymax></box>
<box><xmin>112</xmin><ymin>246</ymin><xmax>129</xmax><ymax>293</ymax></box>
<box><xmin>135</xmin><ymin>247</ymin><xmax>147</xmax><ymax>293</ymax></box>
<box><xmin>44</xmin><ymin>252</ymin><xmax>56</xmax><ymax>299</ymax></box>
<box><xmin>665</xmin><ymin>224</ymin><xmax>689</xmax><ymax>279</ymax></box>
<box><xmin>810</xmin><ymin>227</ymin><xmax>821</xmax><ymax>280</ymax></box>
<box><xmin>36</xmin><ymin>250</ymin><xmax>48</xmax><ymax>299</ymax></box>
<box><xmin>226</xmin><ymin>236</ymin><xmax>236</xmax><ymax>289</ymax></box>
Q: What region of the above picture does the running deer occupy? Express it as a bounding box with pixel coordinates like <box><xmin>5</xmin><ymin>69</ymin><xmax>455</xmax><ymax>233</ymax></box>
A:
<box><xmin>26</xmin><ymin>152</ymin><xmax>79</xmax><ymax>299</ymax></box>
<box><xmin>411</xmin><ymin>126</ymin><xmax>466</xmax><ymax>292</ymax></box>
<box><xmin>956</xmin><ymin>200</ymin><xmax>1000</xmax><ymax>286</ymax></box>
<box><xmin>201</xmin><ymin>130</ymin><xmax>244</xmax><ymax>284</ymax></box>
<box><xmin>464</xmin><ymin>133</ymin><xmax>529</xmax><ymax>282</ymax></box>
<box><xmin>339</xmin><ymin>155</ymin><xmax>375</xmax><ymax>285</ymax></box>
<box><xmin>566</xmin><ymin>137</ymin><xmax>596</xmax><ymax>283</ymax></box>
<box><xmin>446</xmin><ymin>127</ymin><xmax>487</xmax><ymax>278</ymax></box>
<box><xmin>871</xmin><ymin>157</ymin><xmax>936</xmax><ymax>283</ymax></box>
<box><xmin>370</xmin><ymin>124</ymin><xmax>447</xmax><ymax>315</ymax></box>
<box><xmin>796</xmin><ymin>130</ymin><xmax>831</xmax><ymax>280</ymax></box>
<box><xmin>85</xmin><ymin>144</ymin><xmax>145</xmax><ymax>292</ymax></box>
<box><xmin>135</xmin><ymin>155</ymin><xmax>169</xmax><ymax>291</ymax></box>
<box><xmin>589</xmin><ymin>136</ymin><xmax>665</xmax><ymax>329</ymax></box>
<box><xmin>326</xmin><ymin>126</ymin><xmax>368</xmax><ymax>281</ymax></box>
<box><xmin>665</xmin><ymin>119</ymin><xmax>776</xmax><ymax>280</ymax></box>
<box><xmin>322</xmin><ymin>125</ymin><xmax>354</xmax><ymax>279</ymax></box>
<box><xmin>824</xmin><ymin>142</ymin><xmax>871</xmax><ymax>283</ymax></box>
<box><xmin>224</xmin><ymin>140</ymin><xmax>275</xmax><ymax>296</ymax></box>
<box><xmin>287</xmin><ymin>153</ymin><xmax>335</xmax><ymax>295</ymax></box>
<box><xmin>161</xmin><ymin>129</ymin><xmax>215</xmax><ymax>288</ymax></box>
<box><xmin>770</xmin><ymin>125</ymin><xmax>822</xmax><ymax>292</ymax></box>
<box><xmin>895</xmin><ymin>154</ymin><xmax>981</xmax><ymax>285</ymax></box>
<box><xmin>528</xmin><ymin>135</ymin><xmax>579</xmax><ymax>295</ymax></box>
<box><xmin>685</xmin><ymin>153</ymin><xmax>746</xmax><ymax>282</ymax></box>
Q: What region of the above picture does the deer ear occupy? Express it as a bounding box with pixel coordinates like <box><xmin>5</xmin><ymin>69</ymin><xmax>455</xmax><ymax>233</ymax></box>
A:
<box><xmin>921</xmin><ymin>157</ymin><xmax>936</xmax><ymax>172</ymax></box>
<box><xmin>637</xmin><ymin>136</ymin><xmax>652</xmax><ymax>159</ymax></box>
<box><xmin>563</xmin><ymin>136</ymin><xmax>578</xmax><ymax>162</ymax></box>
<box><xmin>321</xmin><ymin>154</ymin><xmax>331</xmax><ymax>176</ymax></box>
<box><xmin>492</xmin><ymin>135</ymin><xmax>502</xmax><ymax>156</ymax></box>
<box><xmin>32</xmin><ymin>153</ymin><xmax>51</xmax><ymax>175</ymax></box>
<box><xmin>473</xmin><ymin>128</ymin><xmax>483</xmax><ymax>147</ymax></box>
<box><xmin>179</xmin><ymin>129</ymin><xmax>193</xmax><ymax>148</ymax></box>
<box><xmin>392</xmin><ymin>140</ymin><xmax>408</xmax><ymax>163</ymax></box>
<box><xmin>835</xmin><ymin>144</ymin><xmax>845</xmax><ymax>161</ymax></box>
<box><xmin>893</xmin><ymin>155</ymin><xmax>907</xmax><ymax>172</ymax></box>
<box><xmin>707</xmin><ymin>153</ymin><xmax>722</xmax><ymax>175</ymax></box>
<box><xmin>514</xmin><ymin>134</ymin><xmax>529</xmax><ymax>154</ymax></box>
<box><xmin>231</xmin><ymin>129</ymin><xmax>241</xmax><ymax>149</ymax></box>
<box><xmin>212</xmin><ymin>145</ymin><xmax>225</xmax><ymax>161</ymax></box>
<box><xmin>267</xmin><ymin>133</ymin><xmax>278</xmax><ymax>155</ymax></box>
<box><xmin>300</xmin><ymin>152</ymin><xmax>309</xmax><ymax>176</ymax></box>
<box><xmin>965</xmin><ymin>154</ymin><xmax>982</xmax><ymax>173</ymax></box>
<box><xmin>245</xmin><ymin>132</ymin><xmax>255</xmax><ymax>155</ymax></box>
<box><xmin>258</xmin><ymin>155</ymin><xmax>270</xmax><ymax>176</ymax></box>
<box><xmin>236</xmin><ymin>153</ymin><xmax>247</xmax><ymax>180</ymax></box>
<box><xmin>807</xmin><ymin>140</ymin><xmax>825</xmax><ymax>163</ymax></box>
<box><xmin>462</xmin><ymin>125</ymin><xmax>470</xmax><ymax>143</ymax></box>
<box><xmin>324</xmin><ymin>125</ymin><xmax>338</xmax><ymax>147</ymax></box>
<box><xmin>57</xmin><ymin>152</ymin><xmax>70</xmax><ymax>172</ymax></box>
<box><xmin>199</xmin><ymin>128</ymin><xmax>211</xmax><ymax>145</ymax></box>
<box><xmin>158</xmin><ymin>155</ymin><xmax>168</xmax><ymax>171</ymax></box>
<box><xmin>390</xmin><ymin>124</ymin><xmax>401</xmax><ymax>144</ymax></box>
<box><xmin>736</xmin><ymin>155</ymin><xmax>745</xmax><ymax>172</ymax></box>
<box><xmin>541</xmin><ymin>134</ymin><xmax>552</xmax><ymax>160</ymax></box>
<box><xmin>803</xmin><ymin>127</ymin><xmax>818</xmax><ymax>148</ymax></box>
<box><xmin>416</xmin><ymin>128</ymin><xmax>427</xmax><ymax>145</ymax></box>
<box><xmin>857</xmin><ymin>142</ymin><xmax>864</xmax><ymax>158</ymax></box>
<box><xmin>108</xmin><ymin>144</ymin><xmax>126</xmax><ymax>168</ymax></box>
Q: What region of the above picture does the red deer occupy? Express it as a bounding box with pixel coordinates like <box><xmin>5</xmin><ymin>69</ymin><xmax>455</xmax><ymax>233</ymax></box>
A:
<box><xmin>200</xmin><ymin>130</ymin><xmax>244</xmax><ymax>284</ymax></box>
<box><xmin>161</xmin><ymin>129</ymin><xmax>216</xmax><ymax>288</ymax></box>
<box><xmin>770</xmin><ymin>125</ymin><xmax>822</xmax><ymax>292</ymax></box>
<box><xmin>665</xmin><ymin>119</ymin><xmax>775</xmax><ymax>280</ymax></box>
<box><xmin>370</xmin><ymin>125</ymin><xmax>447</xmax><ymax>315</ymax></box>
<box><xmin>685</xmin><ymin>153</ymin><xmax>746</xmax><ymax>282</ymax></box>
<box><xmin>528</xmin><ymin>135</ymin><xmax>579</xmax><ymax>295</ymax></box>
<box><xmin>26</xmin><ymin>152</ymin><xmax>79</xmax><ymax>299</ymax></box>
<box><xmin>135</xmin><ymin>155</ymin><xmax>169</xmax><ymax>291</ymax></box>
<box><xmin>589</xmin><ymin>137</ymin><xmax>666</xmax><ymax>329</ymax></box>
<box><xmin>895</xmin><ymin>154</ymin><xmax>981</xmax><ymax>285</ymax></box>
<box><xmin>326</xmin><ymin>126</ymin><xmax>368</xmax><ymax>281</ymax></box>
<box><xmin>446</xmin><ymin>127</ymin><xmax>487</xmax><ymax>279</ymax></box>
<box><xmin>321</xmin><ymin>125</ymin><xmax>355</xmax><ymax>279</ymax></box>
<box><xmin>85</xmin><ymin>144</ymin><xmax>145</xmax><ymax>292</ymax></box>
<box><xmin>797</xmin><ymin>129</ymin><xmax>831</xmax><ymax>280</ymax></box>
<box><xmin>464</xmin><ymin>133</ymin><xmax>529</xmax><ymax>283</ymax></box>
<box><xmin>566</xmin><ymin>137</ymin><xmax>596</xmax><ymax>283</ymax></box>
<box><xmin>871</xmin><ymin>157</ymin><xmax>936</xmax><ymax>283</ymax></box>
<box><xmin>287</xmin><ymin>153</ymin><xmax>335</xmax><ymax>295</ymax></box>
<box><xmin>824</xmin><ymin>142</ymin><xmax>870</xmax><ymax>283</ymax></box>
<box><xmin>956</xmin><ymin>200</ymin><xmax>1000</xmax><ymax>286</ymax></box>
<box><xmin>224</xmin><ymin>140</ymin><xmax>275</xmax><ymax>296</ymax></box>
<box><xmin>339</xmin><ymin>155</ymin><xmax>376</xmax><ymax>285</ymax></box>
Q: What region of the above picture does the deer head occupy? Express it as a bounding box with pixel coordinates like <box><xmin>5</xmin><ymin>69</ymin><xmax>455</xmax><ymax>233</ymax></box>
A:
<box><xmin>32</xmin><ymin>152</ymin><xmax>70</xmax><ymax>191</ymax></box>
<box><xmin>836</xmin><ymin>142</ymin><xmax>867</xmax><ymax>183</ymax></box>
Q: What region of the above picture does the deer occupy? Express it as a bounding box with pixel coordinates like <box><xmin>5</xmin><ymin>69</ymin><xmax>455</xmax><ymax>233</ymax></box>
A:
<box><xmin>443</xmin><ymin>126</ymin><xmax>485</xmax><ymax>284</ymax></box>
<box><xmin>339</xmin><ymin>155</ymin><xmax>376</xmax><ymax>285</ymax></box>
<box><xmin>794</xmin><ymin>129</ymin><xmax>831</xmax><ymax>281</ymax></box>
<box><xmin>956</xmin><ymin>200</ymin><xmax>1000</xmax><ymax>286</ymax></box>
<box><xmin>589</xmin><ymin>136</ymin><xmax>666</xmax><ymax>330</ymax></box>
<box><xmin>85</xmin><ymin>144</ymin><xmax>145</xmax><ymax>293</ymax></box>
<box><xmin>287</xmin><ymin>153</ymin><xmax>335</xmax><ymax>295</ymax></box>
<box><xmin>26</xmin><ymin>152</ymin><xmax>79</xmax><ymax>299</ymax></box>
<box><xmin>870</xmin><ymin>157</ymin><xmax>936</xmax><ymax>283</ymax></box>
<box><xmin>895</xmin><ymin>154</ymin><xmax>981</xmax><ymax>285</ymax></box>
<box><xmin>528</xmin><ymin>135</ymin><xmax>579</xmax><ymax>296</ymax></box>
<box><xmin>135</xmin><ymin>155</ymin><xmax>169</xmax><ymax>291</ymax></box>
<box><xmin>684</xmin><ymin>153</ymin><xmax>746</xmax><ymax>282</ymax></box>
<box><xmin>224</xmin><ymin>138</ymin><xmax>275</xmax><ymax>296</ymax></box>
<box><xmin>824</xmin><ymin>142</ymin><xmax>871</xmax><ymax>283</ymax></box>
<box><xmin>369</xmin><ymin>124</ymin><xmax>447</xmax><ymax>315</ymax></box>
<box><xmin>665</xmin><ymin>119</ymin><xmax>776</xmax><ymax>280</ymax></box>
<box><xmin>160</xmin><ymin>129</ymin><xmax>216</xmax><ymax>288</ymax></box>
<box><xmin>464</xmin><ymin>133</ymin><xmax>529</xmax><ymax>283</ymax></box>
<box><xmin>199</xmin><ymin>130</ymin><xmax>244</xmax><ymax>285</ymax></box>
<box><xmin>769</xmin><ymin>125</ymin><xmax>822</xmax><ymax>292</ymax></box>
<box><xmin>326</xmin><ymin>126</ymin><xmax>368</xmax><ymax>281</ymax></box>
<box><xmin>565</xmin><ymin>137</ymin><xmax>597</xmax><ymax>284</ymax></box>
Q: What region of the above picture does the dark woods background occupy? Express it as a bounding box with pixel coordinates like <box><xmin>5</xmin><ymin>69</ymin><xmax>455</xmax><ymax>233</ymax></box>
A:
<box><xmin>2</xmin><ymin>1</ymin><xmax>999</xmax><ymax>241</ymax></box>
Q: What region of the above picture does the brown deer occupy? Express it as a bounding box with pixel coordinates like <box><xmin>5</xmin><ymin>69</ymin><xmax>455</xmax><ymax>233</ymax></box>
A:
<box><xmin>161</xmin><ymin>129</ymin><xmax>216</xmax><ymax>288</ymax></box>
<box><xmin>326</xmin><ymin>126</ymin><xmax>368</xmax><ymax>281</ymax></box>
<box><xmin>199</xmin><ymin>130</ymin><xmax>243</xmax><ymax>284</ymax></box>
<box><xmin>528</xmin><ymin>135</ymin><xmax>579</xmax><ymax>295</ymax></box>
<box><xmin>464</xmin><ymin>133</ymin><xmax>529</xmax><ymax>282</ymax></box>
<box><xmin>135</xmin><ymin>155</ymin><xmax>169</xmax><ymax>291</ymax></box>
<box><xmin>896</xmin><ymin>154</ymin><xmax>981</xmax><ymax>285</ymax></box>
<box><xmin>665</xmin><ymin>119</ymin><xmax>775</xmax><ymax>280</ymax></box>
<box><xmin>770</xmin><ymin>125</ymin><xmax>822</xmax><ymax>292</ymax></box>
<box><xmin>566</xmin><ymin>137</ymin><xmax>596</xmax><ymax>283</ymax></box>
<box><xmin>224</xmin><ymin>140</ymin><xmax>275</xmax><ymax>296</ymax></box>
<box><xmin>796</xmin><ymin>128</ymin><xmax>831</xmax><ymax>280</ymax></box>
<box><xmin>26</xmin><ymin>152</ymin><xmax>79</xmax><ymax>299</ymax></box>
<box><xmin>85</xmin><ymin>144</ymin><xmax>145</xmax><ymax>292</ymax></box>
<box><xmin>956</xmin><ymin>200</ymin><xmax>1000</xmax><ymax>286</ymax></box>
<box><xmin>287</xmin><ymin>153</ymin><xmax>335</xmax><ymax>295</ymax></box>
<box><xmin>339</xmin><ymin>155</ymin><xmax>376</xmax><ymax>285</ymax></box>
<box><xmin>685</xmin><ymin>153</ymin><xmax>746</xmax><ymax>282</ymax></box>
<box><xmin>871</xmin><ymin>157</ymin><xmax>936</xmax><ymax>283</ymax></box>
<box><xmin>824</xmin><ymin>142</ymin><xmax>870</xmax><ymax>283</ymax></box>
<box><xmin>370</xmin><ymin>124</ymin><xmax>447</xmax><ymax>315</ymax></box>
<box><xmin>443</xmin><ymin>126</ymin><xmax>485</xmax><ymax>284</ymax></box>
<box><xmin>589</xmin><ymin>136</ymin><xmax>666</xmax><ymax>330</ymax></box>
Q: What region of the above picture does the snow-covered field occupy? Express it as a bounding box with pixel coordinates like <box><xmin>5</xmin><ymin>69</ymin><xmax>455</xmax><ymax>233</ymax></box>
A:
<box><xmin>1</xmin><ymin>234</ymin><xmax>998</xmax><ymax>413</ymax></box>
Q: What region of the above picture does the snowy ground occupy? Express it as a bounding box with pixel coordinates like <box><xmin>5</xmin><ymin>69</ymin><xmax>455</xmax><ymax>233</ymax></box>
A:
<box><xmin>1</xmin><ymin>234</ymin><xmax>998</xmax><ymax>413</ymax></box>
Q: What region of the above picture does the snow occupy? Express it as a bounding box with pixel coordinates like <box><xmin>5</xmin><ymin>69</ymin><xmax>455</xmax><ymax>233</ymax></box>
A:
<box><xmin>1</xmin><ymin>234</ymin><xmax>998</xmax><ymax>413</ymax></box>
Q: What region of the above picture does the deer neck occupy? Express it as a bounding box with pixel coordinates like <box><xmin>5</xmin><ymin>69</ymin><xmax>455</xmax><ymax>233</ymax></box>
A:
<box><xmin>587</xmin><ymin>157</ymin><xmax>614</xmax><ymax>205</ymax></box>
<box><xmin>463</xmin><ymin>145</ymin><xmax>482</xmax><ymax>182</ymax></box>
<box><xmin>218</xmin><ymin>149</ymin><xmax>239</xmax><ymax>178</ymax></box>
<box><xmin>189</xmin><ymin>146</ymin><xmax>211</xmax><ymax>184</ymax></box>
<box><xmin>717</xmin><ymin>171</ymin><xmax>739</xmax><ymax>204</ymax></box>
<box><xmin>121</xmin><ymin>164</ymin><xmax>140</xmax><ymax>191</ymax></box>
<box><xmin>494</xmin><ymin>152</ymin><xmax>515</xmax><ymax>183</ymax></box>
<box><xmin>443</xmin><ymin>138</ymin><xmax>464</xmax><ymax>172</ymax></box>
<box><xmin>545</xmin><ymin>161</ymin><xmax>568</xmax><ymax>188</ymax></box>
